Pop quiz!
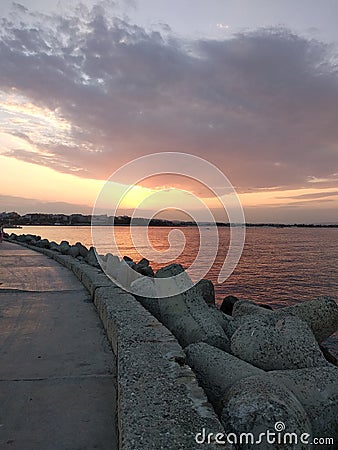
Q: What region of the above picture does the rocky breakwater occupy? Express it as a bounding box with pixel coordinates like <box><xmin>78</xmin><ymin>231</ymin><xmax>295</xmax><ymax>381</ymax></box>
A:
<box><xmin>6</xmin><ymin>232</ymin><xmax>338</xmax><ymax>450</ymax></box>
<box><xmin>99</xmin><ymin>250</ymin><xmax>338</xmax><ymax>449</ymax></box>
<box><xmin>107</xmin><ymin>257</ymin><xmax>338</xmax><ymax>450</ymax></box>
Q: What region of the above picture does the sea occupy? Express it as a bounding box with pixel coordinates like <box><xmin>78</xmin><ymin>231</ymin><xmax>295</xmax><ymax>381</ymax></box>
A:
<box><xmin>18</xmin><ymin>225</ymin><xmax>338</xmax><ymax>354</ymax></box>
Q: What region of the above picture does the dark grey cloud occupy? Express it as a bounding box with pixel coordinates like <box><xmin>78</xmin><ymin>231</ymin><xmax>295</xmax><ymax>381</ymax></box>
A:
<box><xmin>0</xmin><ymin>3</ymin><xmax>338</xmax><ymax>192</ymax></box>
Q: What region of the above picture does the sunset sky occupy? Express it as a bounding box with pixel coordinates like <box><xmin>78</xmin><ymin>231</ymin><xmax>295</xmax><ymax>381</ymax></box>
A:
<box><xmin>1</xmin><ymin>0</ymin><xmax>338</xmax><ymax>223</ymax></box>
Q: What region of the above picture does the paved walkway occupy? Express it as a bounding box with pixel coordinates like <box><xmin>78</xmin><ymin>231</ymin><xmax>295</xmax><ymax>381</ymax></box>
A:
<box><xmin>0</xmin><ymin>242</ymin><xmax>117</xmax><ymax>449</ymax></box>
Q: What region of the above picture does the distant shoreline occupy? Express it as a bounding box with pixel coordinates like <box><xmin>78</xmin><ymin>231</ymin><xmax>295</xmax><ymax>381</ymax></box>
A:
<box><xmin>6</xmin><ymin>223</ymin><xmax>338</xmax><ymax>228</ymax></box>
<box><xmin>2</xmin><ymin>212</ymin><xmax>338</xmax><ymax>228</ymax></box>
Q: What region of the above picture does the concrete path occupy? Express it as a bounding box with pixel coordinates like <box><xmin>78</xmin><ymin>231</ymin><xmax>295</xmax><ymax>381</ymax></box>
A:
<box><xmin>0</xmin><ymin>242</ymin><xmax>117</xmax><ymax>450</ymax></box>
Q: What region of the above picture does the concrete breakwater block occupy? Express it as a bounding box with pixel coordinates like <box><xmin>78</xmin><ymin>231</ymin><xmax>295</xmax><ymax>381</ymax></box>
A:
<box><xmin>138</xmin><ymin>290</ymin><xmax>231</xmax><ymax>351</ymax></box>
<box><xmin>132</xmin><ymin>264</ymin><xmax>229</xmax><ymax>350</ymax></box>
<box><xmin>221</xmin><ymin>376</ymin><xmax>312</xmax><ymax>450</ymax></box>
<box><xmin>231</xmin><ymin>298</ymin><xmax>338</xmax><ymax>344</ymax></box>
<box><xmin>104</xmin><ymin>253</ymin><xmax>121</xmax><ymax>279</ymax></box>
<box><xmin>185</xmin><ymin>342</ymin><xmax>264</xmax><ymax>414</ymax></box>
<box><xmin>134</xmin><ymin>264</ymin><xmax>231</xmax><ymax>351</ymax></box>
<box><xmin>232</xmin><ymin>299</ymin><xmax>274</xmax><ymax>318</ymax></box>
<box><xmin>94</xmin><ymin>286</ymin><xmax>229</xmax><ymax>450</ymax></box>
<box><xmin>74</xmin><ymin>241</ymin><xmax>88</xmax><ymax>258</ymax></box>
<box><xmin>268</xmin><ymin>366</ymin><xmax>338</xmax><ymax>449</ymax></box>
<box><xmin>85</xmin><ymin>246</ymin><xmax>100</xmax><ymax>268</ymax></box>
<box><xmin>185</xmin><ymin>343</ymin><xmax>337</xmax><ymax>450</ymax></box>
<box><xmin>59</xmin><ymin>240</ymin><xmax>71</xmax><ymax>254</ymax></box>
<box><xmin>34</xmin><ymin>238</ymin><xmax>50</xmax><ymax>248</ymax></box>
<box><xmin>193</xmin><ymin>279</ymin><xmax>215</xmax><ymax>306</ymax></box>
<box><xmin>231</xmin><ymin>314</ymin><xmax>328</xmax><ymax>371</ymax></box>
<box><xmin>115</xmin><ymin>259</ymin><xmax>142</xmax><ymax>289</ymax></box>
<box><xmin>220</xmin><ymin>295</ymin><xmax>240</xmax><ymax>315</ymax></box>
<box><xmin>277</xmin><ymin>297</ymin><xmax>338</xmax><ymax>343</ymax></box>
<box><xmin>207</xmin><ymin>306</ymin><xmax>237</xmax><ymax>339</ymax></box>
<box><xmin>79</xmin><ymin>265</ymin><xmax>113</xmax><ymax>299</ymax></box>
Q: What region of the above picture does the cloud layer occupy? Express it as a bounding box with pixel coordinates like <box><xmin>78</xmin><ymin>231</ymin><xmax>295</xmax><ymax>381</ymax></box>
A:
<box><xmin>0</xmin><ymin>2</ymin><xmax>338</xmax><ymax>192</ymax></box>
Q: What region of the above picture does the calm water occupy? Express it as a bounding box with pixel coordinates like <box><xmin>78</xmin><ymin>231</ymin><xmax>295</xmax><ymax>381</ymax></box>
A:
<box><xmin>19</xmin><ymin>225</ymin><xmax>338</xmax><ymax>352</ymax></box>
<box><xmin>20</xmin><ymin>225</ymin><xmax>338</xmax><ymax>304</ymax></box>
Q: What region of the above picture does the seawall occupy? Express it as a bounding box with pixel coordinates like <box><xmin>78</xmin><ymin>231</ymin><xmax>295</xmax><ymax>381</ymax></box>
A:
<box><xmin>3</xmin><ymin>235</ymin><xmax>227</xmax><ymax>449</ymax></box>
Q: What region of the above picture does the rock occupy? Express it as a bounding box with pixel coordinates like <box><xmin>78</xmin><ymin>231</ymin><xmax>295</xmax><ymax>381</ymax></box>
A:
<box><xmin>16</xmin><ymin>234</ymin><xmax>30</xmax><ymax>243</ymax></box>
<box><xmin>208</xmin><ymin>306</ymin><xmax>237</xmax><ymax>339</ymax></box>
<box><xmin>193</xmin><ymin>279</ymin><xmax>215</xmax><ymax>306</ymax></box>
<box><xmin>232</xmin><ymin>300</ymin><xmax>273</xmax><ymax>318</ymax></box>
<box><xmin>85</xmin><ymin>246</ymin><xmax>100</xmax><ymax>268</ymax></box>
<box><xmin>257</xmin><ymin>303</ymin><xmax>273</xmax><ymax>310</ymax></box>
<box><xmin>231</xmin><ymin>314</ymin><xmax>328</xmax><ymax>371</ymax></box>
<box><xmin>49</xmin><ymin>241</ymin><xmax>60</xmax><ymax>252</ymax></box>
<box><xmin>131</xmin><ymin>277</ymin><xmax>158</xmax><ymax>298</ymax></box>
<box><xmin>23</xmin><ymin>234</ymin><xmax>37</xmax><ymax>244</ymax></box>
<box><xmin>35</xmin><ymin>238</ymin><xmax>50</xmax><ymax>248</ymax></box>
<box><xmin>67</xmin><ymin>245</ymin><xmax>80</xmax><ymax>258</ymax></box>
<box><xmin>123</xmin><ymin>255</ymin><xmax>133</xmax><ymax>263</ymax></box>
<box><xmin>59</xmin><ymin>240</ymin><xmax>71</xmax><ymax>255</ymax></box>
<box><xmin>136</xmin><ymin>258</ymin><xmax>149</xmax><ymax>268</ymax></box>
<box><xmin>156</xmin><ymin>263</ymin><xmax>186</xmax><ymax>278</ymax></box>
<box><xmin>159</xmin><ymin>289</ymin><xmax>230</xmax><ymax>350</ymax></box>
<box><xmin>268</xmin><ymin>366</ymin><xmax>338</xmax><ymax>449</ymax></box>
<box><xmin>320</xmin><ymin>343</ymin><xmax>338</xmax><ymax>366</ymax></box>
<box><xmin>221</xmin><ymin>376</ymin><xmax>312</xmax><ymax>450</ymax></box>
<box><xmin>220</xmin><ymin>295</ymin><xmax>240</xmax><ymax>315</ymax></box>
<box><xmin>98</xmin><ymin>253</ymin><xmax>107</xmax><ymax>262</ymax></box>
<box><xmin>116</xmin><ymin>260</ymin><xmax>141</xmax><ymax>289</ymax></box>
<box><xmin>132</xmin><ymin>257</ymin><xmax>155</xmax><ymax>277</ymax></box>
<box><xmin>276</xmin><ymin>297</ymin><xmax>338</xmax><ymax>343</ymax></box>
<box><xmin>185</xmin><ymin>342</ymin><xmax>264</xmax><ymax>414</ymax></box>
<box><xmin>75</xmin><ymin>242</ymin><xmax>88</xmax><ymax>257</ymax></box>
<box><xmin>105</xmin><ymin>253</ymin><xmax>121</xmax><ymax>280</ymax></box>
<box><xmin>131</xmin><ymin>277</ymin><xmax>161</xmax><ymax>319</ymax></box>
<box><xmin>135</xmin><ymin>263</ymin><xmax>154</xmax><ymax>277</ymax></box>
<box><xmin>231</xmin><ymin>300</ymin><xmax>275</xmax><ymax>331</ymax></box>
<box><xmin>135</xmin><ymin>264</ymin><xmax>230</xmax><ymax>351</ymax></box>
<box><xmin>155</xmin><ymin>263</ymin><xmax>193</xmax><ymax>297</ymax></box>
<box><xmin>167</xmin><ymin>311</ymin><xmax>230</xmax><ymax>352</ymax></box>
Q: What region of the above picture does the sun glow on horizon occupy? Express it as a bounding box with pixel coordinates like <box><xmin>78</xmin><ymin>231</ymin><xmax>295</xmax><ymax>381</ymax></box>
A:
<box><xmin>1</xmin><ymin>143</ymin><xmax>338</xmax><ymax>221</ymax></box>
<box><xmin>1</xmin><ymin>90</ymin><xmax>337</xmax><ymax>221</ymax></box>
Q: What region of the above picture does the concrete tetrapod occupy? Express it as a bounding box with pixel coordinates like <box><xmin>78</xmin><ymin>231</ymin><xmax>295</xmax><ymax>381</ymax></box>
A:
<box><xmin>232</xmin><ymin>297</ymin><xmax>338</xmax><ymax>344</ymax></box>
<box><xmin>230</xmin><ymin>314</ymin><xmax>328</xmax><ymax>370</ymax></box>
<box><xmin>144</xmin><ymin>264</ymin><xmax>231</xmax><ymax>350</ymax></box>
<box><xmin>185</xmin><ymin>342</ymin><xmax>264</xmax><ymax>414</ymax></box>
<box><xmin>207</xmin><ymin>306</ymin><xmax>237</xmax><ymax>339</ymax></box>
<box><xmin>232</xmin><ymin>300</ymin><xmax>273</xmax><ymax>317</ymax></box>
<box><xmin>276</xmin><ymin>296</ymin><xmax>338</xmax><ymax>343</ymax></box>
<box><xmin>221</xmin><ymin>376</ymin><xmax>313</xmax><ymax>450</ymax></box>
<box><xmin>132</xmin><ymin>265</ymin><xmax>230</xmax><ymax>350</ymax></box>
<box><xmin>267</xmin><ymin>366</ymin><xmax>338</xmax><ymax>449</ymax></box>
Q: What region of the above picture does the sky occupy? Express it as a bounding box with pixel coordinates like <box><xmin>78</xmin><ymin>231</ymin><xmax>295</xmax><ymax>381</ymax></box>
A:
<box><xmin>0</xmin><ymin>0</ymin><xmax>338</xmax><ymax>223</ymax></box>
